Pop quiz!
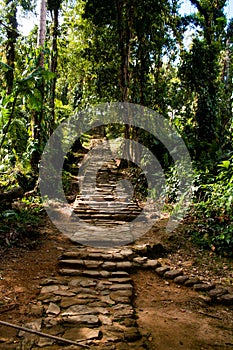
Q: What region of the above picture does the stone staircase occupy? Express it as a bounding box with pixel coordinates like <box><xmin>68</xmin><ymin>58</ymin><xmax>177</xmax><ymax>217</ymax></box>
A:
<box><xmin>72</xmin><ymin>139</ymin><xmax>142</xmax><ymax>225</ymax></box>
<box><xmin>15</xmin><ymin>138</ymin><xmax>154</xmax><ymax>349</ymax></box>
<box><xmin>18</xmin><ymin>245</ymin><xmax>160</xmax><ymax>350</ymax></box>
<box><xmin>8</xmin><ymin>240</ymin><xmax>233</xmax><ymax>349</ymax></box>
<box><xmin>60</xmin><ymin>138</ymin><xmax>148</xmax><ymax>247</ymax></box>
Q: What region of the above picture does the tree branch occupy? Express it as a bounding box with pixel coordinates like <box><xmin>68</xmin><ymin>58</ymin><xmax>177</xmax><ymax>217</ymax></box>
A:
<box><xmin>0</xmin><ymin>320</ymin><xmax>90</xmax><ymax>348</ymax></box>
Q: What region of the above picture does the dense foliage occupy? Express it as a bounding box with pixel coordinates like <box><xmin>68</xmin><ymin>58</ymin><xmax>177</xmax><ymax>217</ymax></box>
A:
<box><xmin>0</xmin><ymin>0</ymin><xmax>232</xmax><ymax>255</ymax></box>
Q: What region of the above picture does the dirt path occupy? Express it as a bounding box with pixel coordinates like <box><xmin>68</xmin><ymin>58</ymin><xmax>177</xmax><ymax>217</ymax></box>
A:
<box><xmin>133</xmin><ymin>270</ymin><xmax>233</xmax><ymax>350</ymax></box>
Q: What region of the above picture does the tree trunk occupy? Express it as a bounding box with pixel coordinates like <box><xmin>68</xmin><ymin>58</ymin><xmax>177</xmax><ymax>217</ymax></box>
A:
<box><xmin>30</xmin><ymin>0</ymin><xmax>47</xmax><ymax>172</ymax></box>
<box><xmin>115</xmin><ymin>0</ymin><xmax>133</xmax><ymax>164</ymax></box>
<box><xmin>37</xmin><ymin>0</ymin><xmax>47</xmax><ymax>66</ymax></box>
<box><xmin>115</xmin><ymin>0</ymin><xmax>132</xmax><ymax>102</ymax></box>
<box><xmin>5</xmin><ymin>0</ymin><xmax>18</xmax><ymax>94</ymax></box>
<box><xmin>49</xmin><ymin>4</ymin><xmax>60</xmax><ymax>134</ymax></box>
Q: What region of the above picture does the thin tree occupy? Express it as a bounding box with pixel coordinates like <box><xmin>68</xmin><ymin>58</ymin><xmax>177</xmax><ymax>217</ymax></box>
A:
<box><xmin>37</xmin><ymin>0</ymin><xmax>47</xmax><ymax>66</ymax></box>
<box><xmin>48</xmin><ymin>0</ymin><xmax>62</xmax><ymax>134</ymax></box>
<box><xmin>30</xmin><ymin>0</ymin><xmax>47</xmax><ymax>170</ymax></box>
<box><xmin>4</xmin><ymin>0</ymin><xmax>18</xmax><ymax>94</ymax></box>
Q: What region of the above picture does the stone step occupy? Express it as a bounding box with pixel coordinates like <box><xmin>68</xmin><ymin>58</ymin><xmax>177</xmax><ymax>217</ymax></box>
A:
<box><xmin>73</xmin><ymin>204</ymin><xmax>141</xmax><ymax>211</ymax></box>
<box><xmin>74</xmin><ymin>194</ymin><xmax>140</xmax><ymax>202</ymax></box>
<box><xmin>74</xmin><ymin>201</ymin><xmax>140</xmax><ymax>207</ymax></box>
<box><xmin>72</xmin><ymin>213</ymin><xmax>141</xmax><ymax>222</ymax></box>
<box><xmin>59</xmin><ymin>253</ymin><xmax>161</xmax><ymax>271</ymax></box>
<box><xmin>75</xmin><ymin>220</ymin><xmax>125</xmax><ymax>227</ymax></box>
<box><xmin>71</xmin><ymin>208</ymin><xmax>141</xmax><ymax>215</ymax></box>
<box><xmin>59</xmin><ymin>259</ymin><xmax>134</xmax><ymax>271</ymax></box>
<box><xmin>59</xmin><ymin>269</ymin><xmax>131</xmax><ymax>278</ymax></box>
<box><xmin>60</xmin><ymin>250</ymin><xmax>133</xmax><ymax>261</ymax></box>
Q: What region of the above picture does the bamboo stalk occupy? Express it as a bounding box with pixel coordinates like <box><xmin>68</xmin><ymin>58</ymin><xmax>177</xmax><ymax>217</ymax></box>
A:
<box><xmin>0</xmin><ymin>320</ymin><xmax>89</xmax><ymax>348</ymax></box>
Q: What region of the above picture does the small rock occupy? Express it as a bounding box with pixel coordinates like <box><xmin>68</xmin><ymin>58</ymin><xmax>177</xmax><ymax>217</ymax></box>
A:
<box><xmin>102</xmin><ymin>262</ymin><xmax>116</xmax><ymax>270</ymax></box>
<box><xmin>59</xmin><ymin>269</ymin><xmax>83</xmax><ymax>276</ymax></box>
<box><xmin>111</xmin><ymin>253</ymin><xmax>123</xmax><ymax>261</ymax></box>
<box><xmin>83</xmin><ymin>270</ymin><xmax>102</xmax><ymax>277</ymax></box>
<box><xmin>142</xmin><ymin>260</ymin><xmax>161</xmax><ymax>269</ymax></box>
<box><xmin>113</xmin><ymin>304</ymin><xmax>134</xmax><ymax>317</ymax></box>
<box><xmin>218</xmin><ymin>294</ymin><xmax>233</xmax><ymax>305</ymax></box>
<box><xmin>68</xmin><ymin>278</ymin><xmax>82</xmax><ymax>287</ymax></box>
<box><xmin>155</xmin><ymin>266</ymin><xmax>170</xmax><ymax>276</ymax></box>
<box><xmin>193</xmin><ymin>283</ymin><xmax>215</xmax><ymax>292</ymax></box>
<box><xmin>60</xmin><ymin>296</ymin><xmax>87</xmax><ymax>308</ymax></box>
<box><xmin>184</xmin><ymin>277</ymin><xmax>200</xmax><ymax>287</ymax></box>
<box><xmin>164</xmin><ymin>269</ymin><xmax>183</xmax><ymax>279</ymax></box>
<box><xmin>101</xmin><ymin>295</ymin><xmax>115</xmax><ymax>305</ymax></box>
<box><xmin>110</xmin><ymin>284</ymin><xmax>133</xmax><ymax>291</ymax></box>
<box><xmin>63</xmin><ymin>328</ymin><xmax>101</xmax><ymax>341</ymax></box>
<box><xmin>84</xmin><ymin>260</ymin><xmax>103</xmax><ymax>268</ymax></box>
<box><xmin>116</xmin><ymin>261</ymin><xmax>133</xmax><ymax>270</ymax></box>
<box><xmin>109</xmin><ymin>277</ymin><xmax>131</xmax><ymax>284</ymax></box>
<box><xmin>77</xmin><ymin>292</ymin><xmax>98</xmax><ymax>299</ymax></box>
<box><xmin>40</xmin><ymin>278</ymin><xmax>64</xmax><ymax>286</ymax></box>
<box><xmin>80</xmin><ymin>280</ymin><xmax>97</xmax><ymax>288</ymax></box>
<box><xmin>119</xmin><ymin>248</ymin><xmax>134</xmax><ymax>258</ymax></box>
<box><xmin>100</xmin><ymin>271</ymin><xmax>111</xmax><ymax>278</ymax></box>
<box><xmin>208</xmin><ymin>287</ymin><xmax>228</xmax><ymax>298</ymax></box>
<box><xmin>110</xmin><ymin>295</ymin><xmax>131</xmax><ymax>303</ymax></box>
<box><xmin>40</xmin><ymin>285</ymin><xmax>59</xmax><ymax>294</ymax></box>
<box><xmin>46</xmin><ymin>302</ymin><xmax>60</xmax><ymax>316</ymax></box>
<box><xmin>174</xmin><ymin>276</ymin><xmax>189</xmax><ymax>285</ymax></box>
<box><xmin>100</xmin><ymin>253</ymin><xmax>113</xmax><ymax>260</ymax></box>
<box><xmin>63</xmin><ymin>315</ymin><xmax>99</xmax><ymax>326</ymax></box>
<box><xmin>99</xmin><ymin>315</ymin><xmax>113</xmax><ymax>325</ymax></box>
<box><xmin>43</xmin><ymin>317</ymin><xmax>61</xmax><ymax>327</ymax></box>
<box><xmin>133</xmin><ymin>257</ymin><xmax>148</xmax><ymax>265</ymax></box>
<box><xmin>37</xmin><ymin>337</ymin><xmax>54</xmax><ymax>347</ymax></box>
<box><xmin>96</xmin><ymin>281</ymin><xmax>112</xmax><ymax>291</ymax></box>
<box><xmin>53</xmin><ymin>290</ymin><xmax>76</xmax><ymax>297</ymax></box>
<box><xmin>39</xmin><ymin>295</ymin><xmax>61</xmax><ymax>303</ymax></box>
<box><xmin>60</xmin><ymin>259</ymin><xmax>84</xmax><ymax>266</ymax></box>
<box><xmin>132</xmin><ymin>244</ymin><xmax>148</xmax><ymax>254</ymax></box>
<box><xmin>62</xmin><ymin>305</ymin><xmax>107</xmax><ymax>316</ymax></box>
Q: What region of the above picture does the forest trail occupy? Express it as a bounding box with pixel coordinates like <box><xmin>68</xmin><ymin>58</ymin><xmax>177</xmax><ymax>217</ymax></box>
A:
<box><xmin>0</xmin><ymin>137</ymin><xmax>232</xmax><ymax>349</ymax></box>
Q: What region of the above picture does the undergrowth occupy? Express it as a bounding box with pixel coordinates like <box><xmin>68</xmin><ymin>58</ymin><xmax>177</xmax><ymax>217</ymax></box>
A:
<box><xmin>190</xmin><ymin>155</ymin><xmax>233</xmax><ymax>257</ymax></box>
<box><xmin>0</xmin><ymin>197</ymin><xmax>44</xmax><ymax>249</ymax></box>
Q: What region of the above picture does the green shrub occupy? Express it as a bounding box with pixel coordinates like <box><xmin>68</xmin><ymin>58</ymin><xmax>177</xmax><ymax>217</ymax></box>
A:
<box><xmin>191</xmin><ymin>155</ymin><xmax>233</xmax><ymax>256</ymax></box>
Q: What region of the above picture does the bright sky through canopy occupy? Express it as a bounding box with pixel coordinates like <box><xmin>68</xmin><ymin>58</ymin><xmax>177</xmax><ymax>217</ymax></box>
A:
<box><xmin>18</xmin><ymin>0</ymin><xmax>233</xmax><ymax>36</ymax></box>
